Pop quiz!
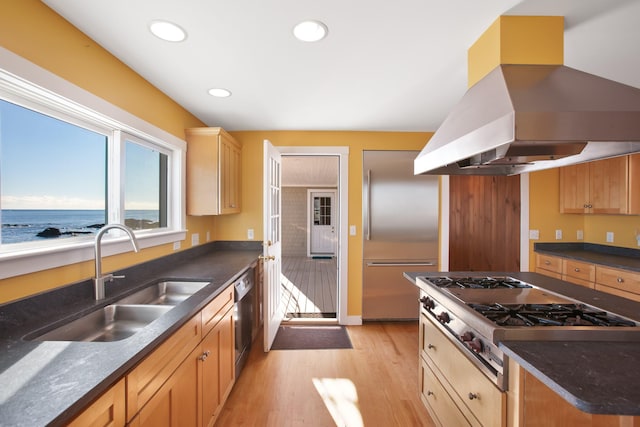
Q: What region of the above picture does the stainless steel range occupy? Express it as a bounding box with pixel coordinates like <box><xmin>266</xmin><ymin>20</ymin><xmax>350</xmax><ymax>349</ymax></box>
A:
<box><xmin>416</xmin><ymin>275</ymin><xmax>640</xmax><ymax>391</ymax></box>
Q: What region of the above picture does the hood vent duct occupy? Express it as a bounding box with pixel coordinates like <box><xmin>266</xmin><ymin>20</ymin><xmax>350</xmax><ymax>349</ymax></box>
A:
<box><xmin>415</xmin><ymin>64</ymin><xmax>640</xmax><ymax>175</ymax></box>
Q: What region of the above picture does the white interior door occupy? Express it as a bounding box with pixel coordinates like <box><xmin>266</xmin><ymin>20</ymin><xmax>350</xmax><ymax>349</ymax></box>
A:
<box><xmin>263</xmin><ymin>140</ymin><xmax>283</xmax><ymax>351</ymax></box>
<box><xmin>309</xmin><ymin>190</ymin><xmax>336</xmax><ymax>255</ymax></box>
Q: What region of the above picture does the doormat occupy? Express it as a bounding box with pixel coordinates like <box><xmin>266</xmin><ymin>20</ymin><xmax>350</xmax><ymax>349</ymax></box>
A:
<box><xmin>312</xmin><ymin>256</ymin><xmax>333</xmax><ymax>259</ymax></box>
<box><xmin>287</xmin><ymin>312</ymin><xmax>337</xmax><ymax>319</ymax></box>
<box><xmin>271</xmin><ymin>325</ymin><xmax>352</xmax><ymax>350</ymax></box>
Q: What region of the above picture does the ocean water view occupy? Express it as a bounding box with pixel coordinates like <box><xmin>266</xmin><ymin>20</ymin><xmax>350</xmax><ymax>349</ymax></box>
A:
<box><xmin>1</xmin><ymin>209</ymin><xmax>160</xmax><ymax>244</ymax></box>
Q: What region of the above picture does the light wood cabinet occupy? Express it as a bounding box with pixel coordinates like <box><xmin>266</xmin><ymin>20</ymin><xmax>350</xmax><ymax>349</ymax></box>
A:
<box><xmin>128</xmin><ymin>346</ymin><xmax>201</xmax><ymax>427</ymax></box>
<box><xmin>201</xmin><ymin>291</ymin><xmax>235</xmax><ymax>427</ymax></box>
<box><xmin>508</xmin><ymin>360</ymin><xmax>640</xmax><ymax>427</ymax></box>
<box><xmin>536</xmin><ymin>253</ymin><xmax>640</xmax><ymax>299</ymax></box>
<box><xmin>419</xmin><ymin>309</ymin><xmax>506</xmax><ymax>426</ymax></box>
<box><xmin>186</xmin><ymin>127</ymin><xmax>242</xmax><ymax>215</ymax></box>
<box><xmin>595</xmin><ymin>265</ymin><xmax>640</xmax><ymax>303</ymax></box>
<box><xmin>559</xmin><ymin>154</ymin><xmax>640</xmax><ymax>215</ymax></box>
<box><xmin>562</xmin><ymin>259</ymin><xmax>595</xmax><ymax>289</ymax></box>
<box><xmin>66</xmin><ymin>378</ymin><xmax>126</xmax><ymax>427</ymax></box>
<box><xmin>535</xmin><ymin>254</ymin><xmax>562</xmax><ymax>279</ymax></box>
<box><xmin>126</xmin><ymin>316</ymin><xmax>202</xmax><ymax>421</ymax></box>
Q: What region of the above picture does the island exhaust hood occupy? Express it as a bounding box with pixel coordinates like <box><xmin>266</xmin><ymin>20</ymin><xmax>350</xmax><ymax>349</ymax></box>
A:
<box><xmin>414</xmin><ymin>64</ymin><xmax>640</xmax><ymax>175</ymax></box>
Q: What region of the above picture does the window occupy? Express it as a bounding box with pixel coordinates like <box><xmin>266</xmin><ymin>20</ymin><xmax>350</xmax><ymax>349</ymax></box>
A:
<box><xmin>0</xmin><ymin>99</ymin><xmax>108</xmax><ymax>244</ymax></box>
<box><xmin>0</xmin><ymin>48</ymin><xmax>186</xmax><ymax>279</ymax></box>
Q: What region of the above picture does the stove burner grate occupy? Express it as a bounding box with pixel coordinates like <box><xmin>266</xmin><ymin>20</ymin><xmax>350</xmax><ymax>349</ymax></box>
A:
<box><xmin>468</xmin><ymin>303</ymin><xmax>637</xmax><ymax>327</ymax></box>
<box><xmin>429</xmin><ymin>276</ymin><xmax>533</xmax><ymax>289</ymax></box>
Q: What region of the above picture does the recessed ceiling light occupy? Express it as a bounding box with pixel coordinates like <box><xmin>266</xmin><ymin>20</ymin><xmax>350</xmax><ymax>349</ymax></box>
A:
<box><xmin>149</xmin><ymin>20</ymin><xmax>187</xmax><ymax>42</ymax></box>
<box><xmin>208</xmin><ymin>88</ymin><xmax>232</xmax><ymax>98</ymax></box>
<box><xmin>293</xmin><ymin>20</ymin><xmax>328</xmax><ymax>42</ymax></box>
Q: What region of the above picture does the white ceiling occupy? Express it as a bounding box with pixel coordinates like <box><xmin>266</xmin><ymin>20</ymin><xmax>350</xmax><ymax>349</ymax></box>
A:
<box><xmin>43</xmin><ymin>0</ymin><xmax>640</xmax><ymax>133</ymax></box>
<box><xmin>282</xmin><ymin>156</ymin><xmax>339</xmax><ymax>187</ymax></box>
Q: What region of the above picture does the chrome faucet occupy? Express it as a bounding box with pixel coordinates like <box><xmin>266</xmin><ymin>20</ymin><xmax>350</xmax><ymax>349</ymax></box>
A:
<box><xmin>94</xmin><ymin>224</ymin><xmax>140</xmax><ymax>300</ymax></box>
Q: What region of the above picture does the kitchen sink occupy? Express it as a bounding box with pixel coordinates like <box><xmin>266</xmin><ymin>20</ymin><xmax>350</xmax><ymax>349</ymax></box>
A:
<box><xmin>115</xmin><ymin>281</ymin><xmax>210</xmax><ymax>306</ymax></box>
<box><xmin>31</xmin><ymin>304</ymin><xmax>173</xmax><ymax>342</ymax></box>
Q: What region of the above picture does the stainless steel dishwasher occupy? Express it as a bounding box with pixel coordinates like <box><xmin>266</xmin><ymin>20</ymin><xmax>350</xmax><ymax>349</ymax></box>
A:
<box><xmin>234</xmin><ymin>269</ymin><xmax>254</xmax><ymax>378</ymax></box>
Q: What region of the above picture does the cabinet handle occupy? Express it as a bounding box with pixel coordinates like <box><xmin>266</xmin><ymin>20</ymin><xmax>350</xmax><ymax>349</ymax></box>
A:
<box><xmin>199</xmin><ymin>350</ymin><xmax>211</xmax><ymax>361</ymax></box>
<box><xmin>574</xmin><ymin>268</ymin><xmax>580</xmax><ymax>272</ymax></box>
<box><xmin>468</xmin><ymin>392</ymin><xmax>479</xmax><ymax>400</ymax></box>
<box><xmin>544</xmin><ymin>260</ymin><xmax>551</xmax><ymax>265</ymax></box>
<box><xmin>617</xmin><ymin>277</ymin><xmax>624</xmax><ymax>283</ymax></box>
<box><xmin>427</xmin><ymin>343</ymin><xmax>435</xmax><ymax>350</ymax></box>
<box><xmin>426</xmin><ymin>391</ymin><xmax>434</xmax><ymax>396</ymax></box>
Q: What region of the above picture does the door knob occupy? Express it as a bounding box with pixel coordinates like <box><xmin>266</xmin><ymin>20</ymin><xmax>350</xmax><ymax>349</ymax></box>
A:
<box><xmin>259</xmin><ymin>255</ymin><xmax>275</xmax><ymax>261</ymax></box>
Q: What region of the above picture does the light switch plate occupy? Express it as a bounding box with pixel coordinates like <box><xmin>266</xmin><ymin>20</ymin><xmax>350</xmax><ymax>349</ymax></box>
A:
<box><xmin>529</xmin><ymin>230</ymin><xmax>539</xmax><ymax>240</ymax></box>
<box><xmin>606</xmin><ymin>232</ymin><xmax>614</xmax><ymax>243</ymax></box>
<box><xmin>173</xmin><ymin>241</ymin><xmax>181</xmax><ymax>251</ymax></box>
<box><xmin>555</xmin><ymin>229</ymin><xmax>562</xmax><ymax>240</ymax></box>
<box><xmin>191</xmin><ymin>233</ymin><xmax>199</xmax><ymax>246</ymax></box>
<box><xmin>247</xmin><ymin>229</ymin><xmax>254</xmax><ymax>240</ymax></box>
<box><xmin>577</xmin><ymin>230</ymin><xmax>584</xmax><ymax>240</ymax></box>
<box><xmin>350</xmin><ymin>225</ymin><xmax>356</xmax><ymax>236</ymax></box>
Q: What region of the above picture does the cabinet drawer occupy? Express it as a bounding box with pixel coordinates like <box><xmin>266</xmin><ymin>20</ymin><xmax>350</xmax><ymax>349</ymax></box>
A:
<box><xmin>202</xmin><ymin>285</ymin><xmax>234</xmax><ymax>337</ymax></box>
<box><xmin>536</xmin><ymin>255</ymin><xmax>562</xmax><ymax>274</ymax></box>
<box><xmin>421</xmin><ymin>313</ymin><xmax>505</xmax><ymax>427</ymax></box>
<box><xmin>561</xmin><ymin>275</ymin><xmax>594</xmax><ymax>289</ymax></box>
<box><xmin>535</xmin><ymin>268</ymin><xmax>562</xmax><ymax>280</ymax></box>
<box><xmin>126</xmin><ymin>315</ymin><xmax>201</xmax><ymax>421</ymax></box>
<box><xmin>562</xmin><ymin>259</ymin><xmax>595</xmax><ymax>283</ymax></box>
<box><xmin>420</xmin><ymin>356</ymin><xmax>472</xmax><ymax>427</ymax></box>
<box><xmin>596</xmin><ymin>266</ymin><xmax>640</xmax><ymax>296</ymax></box>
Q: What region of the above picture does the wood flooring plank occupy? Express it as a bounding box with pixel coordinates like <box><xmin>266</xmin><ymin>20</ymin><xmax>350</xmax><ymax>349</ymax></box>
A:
<box><xmin>216</xmin><ymin>322</ymin><xmax>435</xmax><ymax>426</ymax></box>
<box><xmin>282</xmin><ymin>256</ymin><xmax>337</xmax><ymax>316</ymax></box>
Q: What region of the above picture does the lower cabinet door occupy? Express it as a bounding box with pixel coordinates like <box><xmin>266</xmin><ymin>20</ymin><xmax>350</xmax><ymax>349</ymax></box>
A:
<box><xmin>420</xmin><ymin>357</ymin><xmax>471</xmax><ymax>427</ymax></box>
<box><xmin>67</xmin><ymin>378</ymin><xmax>126</xmax><ymax>427</ymax></box>
<box><xmin>129</xmin><ymin>346</ymin><xmax>201</xmax><ymax>427</ymax></box>
<box><xmin>202</xmin><ymin>305</ymin><xmax>235</xmax><ymax>427</ymax></box>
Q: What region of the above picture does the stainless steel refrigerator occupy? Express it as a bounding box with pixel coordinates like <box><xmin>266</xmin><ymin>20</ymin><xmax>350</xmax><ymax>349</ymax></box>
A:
<box><xmin>362</xmin><ymin>150</ymin><xmax>439</xmax><ymax>320</ymax></box>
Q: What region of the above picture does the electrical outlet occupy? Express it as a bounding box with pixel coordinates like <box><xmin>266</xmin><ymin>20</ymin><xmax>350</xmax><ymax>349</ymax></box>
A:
<box><xmin>350</xmin><ymin>225</ymin><xmax>357</xmax><ymax>236</ymax></box>
<box><xmin>173</xmin><ymin>241</ymin><xmax>181</xmax><ymax>251</ymax></box>
<box><xmin>529</xmin><ymin>230</ymin><xmax>539</xmax><ymax>240</ymax></box>
<box><xmin>577</xmin><ymin>230</ymin><xmax>584</xmax><ymax>240</ymax></box>
<box><xmin>606</xmin><ymin>231</ymin><xmax>614</xmax><ymax>243</ymax></box>
<box><xmin>555</xmin><ymin>229</ymin><xmax>562</xmax><ymax>240</ymax></box>
<box><xmin>191</xmin><ymin>233</ymin><xmax>199</xmax><ymax>246</ymax></box>
<box><xmin>247</xmin><ymin>229</ymin><xmax>254</xmax><ymax>240</ymax></box>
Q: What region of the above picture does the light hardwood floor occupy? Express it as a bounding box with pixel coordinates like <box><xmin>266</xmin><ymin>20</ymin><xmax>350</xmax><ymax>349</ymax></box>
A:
<box><xmin>282</xmin><ymin>256</ymin><xmax>337</xmax><ymax>317</ymax></box>
<box><xmin>215</xmin><ymin>322</ymin><xmax>435</xmax><ymax>427</ymax></box>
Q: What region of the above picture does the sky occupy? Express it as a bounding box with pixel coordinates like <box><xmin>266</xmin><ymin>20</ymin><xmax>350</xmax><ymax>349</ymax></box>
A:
<box><xmin>0</xmin><ymin>98</ymin><xmax>159</xmax><ymax>210</ymax></box>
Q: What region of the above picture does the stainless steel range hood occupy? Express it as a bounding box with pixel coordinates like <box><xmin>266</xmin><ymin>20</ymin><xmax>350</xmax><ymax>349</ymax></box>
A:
<box><xmin>415</xmin><ymin>64</ymin><xmax>640</xmax><ymax>175</ymax></box>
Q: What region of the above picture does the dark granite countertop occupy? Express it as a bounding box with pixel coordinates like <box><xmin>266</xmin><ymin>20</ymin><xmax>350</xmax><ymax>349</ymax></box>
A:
<box><xmin>403</xmin><ymin>271</ymin><xmax>640</xmax><ymax>416</ymax></box>
<box><xmin>0</xmin><ymin>241</ymin><xmax>261</xmax><ymax>427</ymax></box>
<box><xmin>534</xmin><ymin>242</ymin><xmax>640</xmax><ymax>272</ymax></box>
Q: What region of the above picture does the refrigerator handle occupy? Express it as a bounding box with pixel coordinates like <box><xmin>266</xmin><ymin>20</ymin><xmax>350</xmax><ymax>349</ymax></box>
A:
<box><xmin>365</xmin><ymin>169</ymin><xmax>371</xmax><ymax>240</ymax></box>
<box><xmin>366</xmin><ymin>262</ymin><xmax>436</xmax><ymax>267</ymax></box>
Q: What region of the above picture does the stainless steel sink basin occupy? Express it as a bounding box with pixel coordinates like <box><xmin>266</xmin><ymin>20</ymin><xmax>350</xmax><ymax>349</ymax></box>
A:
<box><xmin>116</xmin><ymin>281</ymin><xmax>210</xmax><ymax>306</ymax></box>
<box><xmin>32</xmin><ymin>304</ymin><xmax>173</xmax><ymax>342</ymax></box>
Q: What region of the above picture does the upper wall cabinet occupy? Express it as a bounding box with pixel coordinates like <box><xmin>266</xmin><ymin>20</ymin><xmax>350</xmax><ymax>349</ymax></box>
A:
<box><xmin>559</xmin><ymin>154</ymin><xmax>640</xmax><ymax>215</ymax></box>
<box><xmin>186</xmin><ymin>127</ymin><xmax>242</xmax><ymax>215</ymax></box>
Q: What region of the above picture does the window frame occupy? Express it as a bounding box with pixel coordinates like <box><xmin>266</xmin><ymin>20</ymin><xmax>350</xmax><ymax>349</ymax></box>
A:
<box><xmin>0</xmin><ymin>47</ymin><xmax>186</xmax><ymax>280</ymax></box>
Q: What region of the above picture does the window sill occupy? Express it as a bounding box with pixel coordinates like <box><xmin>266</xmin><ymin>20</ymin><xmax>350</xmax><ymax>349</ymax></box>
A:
<box><xmin>0</xmin><ymin>229</ymin><xmax>187</xmax><ymax>280</ymax></box>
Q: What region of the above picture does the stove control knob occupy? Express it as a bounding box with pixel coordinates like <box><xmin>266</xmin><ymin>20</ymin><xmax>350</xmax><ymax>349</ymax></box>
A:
<box><xmin>437</xmin><ymin>312</ymin><xmax>451</xmax><ymax>324</ymax></box>
<box><xmin>419</xmin><ymin>296</ymin><xmax>435</xmax><ymax>310</ymax></box>
<box><xmin>461</xmin><ymin>331</ymin><xmax>474</xmax><ymax>342</ymax></box>
<box><xmin>468</xmin><ymin>337</ymin><xmax>484</xmax><ymax>353</ymax></box>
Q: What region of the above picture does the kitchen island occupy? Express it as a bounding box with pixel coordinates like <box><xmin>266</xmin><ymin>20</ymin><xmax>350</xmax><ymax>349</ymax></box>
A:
<box><xmin>0</xmin><ymin>241</ymin><xmax>261</xmax><ymax>426</ymax></box>
<box><xmin>404</xmin><ymin>271</ymin><xmax>640</xmax><ymax>426</ymax></box>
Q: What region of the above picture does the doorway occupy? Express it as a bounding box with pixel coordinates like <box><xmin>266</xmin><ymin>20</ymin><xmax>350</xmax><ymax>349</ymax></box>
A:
<box><xmin>273</xmin><ymin>147</ymin><xmax>348</xmax><ymax>324</ymax></box>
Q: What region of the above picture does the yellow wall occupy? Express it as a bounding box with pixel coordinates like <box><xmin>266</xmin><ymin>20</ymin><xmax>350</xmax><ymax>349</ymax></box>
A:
<box><xmin>0</xmin><ymin>1</ymin><xmax>213</xmax><ymax>303</ymax></box>
<box><xmin>468</xmin><ymin>16</ymin><xmax>563</xmax><ymax>86</ymax></box>
<box><xmin>221</xmin><ymin>131</ymin><xmax>432</xmax><ymax>316</ymax></box>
